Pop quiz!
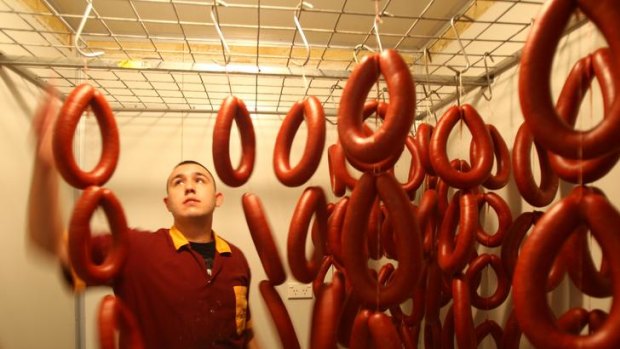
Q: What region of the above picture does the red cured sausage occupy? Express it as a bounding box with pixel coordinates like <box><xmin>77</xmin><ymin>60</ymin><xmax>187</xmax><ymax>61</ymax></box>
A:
<box><xmin>400</xmin><ymin>136</ymin><xmax>426</xmax><ymax>197</ymax></box>
<box><xmin>513</xmin><ymin>187</ymin><xmax>620</xmax><ymax>349</ymax></box>
<box><xmin>241</xmin><ymin>193</ymin><xmax>287</xmax><ymax>286</ymax></box>
<box><xmin>327</xmin><ymin>144</ymin><xmax>347</xmax><ymax>196</ymax></box>
<box><xmin>470</xmin><ymin>124</ymin><xmax>511</xmax><ymax>190</ymax></box>
<box><xmin>310</xmin><ymin>271</ymin><xmax>346</xmax><ymax>349</ymax></box>
<box><xmin>519</xmin><ymin>0</ymin><xmax>620</xmax><ymax>159</ymax></box>
<box><xmin>287</xmin><ymin>187</ymin><xmax>327</xmax><ymax>283</ymax></box>
<box><xmin>68</xmin><ymin>186</ymin><xmax>128</xmax><ymax>285</ymax></box>
<box><xmin>500</xmin><ymin>210</ymin><xmax>567</xmax><ymax>291</ymax></box>
<box><xmin>414</xmin><ymin>123</ymin><xmax>436</xmax><ymax>176</ymax></box>
<box><xmin>53</xmin><ymin>84</ymin><xmax>119</xmax><ymax>188</ymax></box>
<box><xmin>98</xmin><ymin>295</ymin><xmax>144</xmax><ymax>349</ymax></box>
<box><xmin>389</xmin><ymin>262</ymin><xmax>426</xmax><ymax>327</ymax></box>
<box><xmin>465</xmin><ymin>253</ymin><xmax>509</xmax><ymax>310</ymax></box>
<box><xmin>475</xmin><ymin>192</ymin><xmax>512</xmax><ymax>247</ymax></box>
<box><xmin>274</xmin><ymin>96</ymin><xmax>326</xmax><ymax>187</ymax></box>
<box><xmin>341</xmin><ymin>172</ymin><xmax>422</xmax><ymax>308</ymax></box>
<box><xmin>429</xmin><ymin>104</ymin><xmax>493</xmax><ymax>189</ymax></box>
<box><xmin>502</xmin><ymin>309</ymin><xmax>522</xmax><ymax>349</ymax></box>
<box><xmin>452</xmin><ymin>275</ymin><xmax>476</xmax><ymax>349</ymax></box>
<box><xmin>312</xmin><ymin>256</ymin><xmax>334</xmax><ymax>297</ymax></box>
<box><xmin>547</xmin><ymin>48</ymin><xmax>620</xmax><ymax>183</ymax></box>
<box><xmin>259</xmin><ymin>280</ymin><xmax>301</xmax><ymax>349</ymax></box>
<box><xmin>326</xmin><ymin>197</ymin><xmax>348</xmax><ymax>268</ymax></box>
<box><xmin>437</xmin><ymin>192</ymin><xmax>477</xmax><ymax>275</ymax></box>
<box><xmin>475</xmin><ymin>320</ymin><xmax>503</xmax><ymax>348</ymax></box>
<box><xmin>563</xmin><ymin>225</ymin><xmax>611</xmax><ymax>298</ymax></box>
<box><xmin>212</xmin><ymin>96</ymin><xmax>256</xmax><ymax>187</ymax></box>
<box><xmin>338</xmin><ymin>49</ymin><xmax>415</xmax><ymax>164</ymax></box>
<box><xmin>368</xmin><ymin>313</ymin><xmax>402</xmax><ymax>349</ymax></box>
<box><xmin>512</xmin><ymin>122</ymin><xmax>558</xmax><ymax>207</ymax></box>
<box><xmin>349</xmin><ymin>310</ymin><xmax>372</xmax><ymax>349</ymax></box>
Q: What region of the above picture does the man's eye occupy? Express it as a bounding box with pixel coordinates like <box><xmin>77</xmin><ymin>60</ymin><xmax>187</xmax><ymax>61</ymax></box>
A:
<box><xmin>174</xmin><ymin>179</ymin><xmax>183</xmax><ymax>186</ymax></box>
<box><xmin>196</xmin><ymin>178</ymin><xmax>205</xmax><ymax>183</ymax></box>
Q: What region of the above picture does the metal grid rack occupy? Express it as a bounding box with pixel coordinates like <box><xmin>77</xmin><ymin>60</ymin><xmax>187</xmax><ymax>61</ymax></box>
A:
<box><xmin>0</xmin><ymin>0</ymin><xmax>584</xmax><ymax>119</ymax></box>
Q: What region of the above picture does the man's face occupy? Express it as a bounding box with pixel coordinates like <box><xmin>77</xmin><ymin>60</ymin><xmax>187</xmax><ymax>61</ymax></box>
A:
<box><xmin>163</xmin><ymin>163</ymin><xmax>222</xmax><ymax>220</ymax></box>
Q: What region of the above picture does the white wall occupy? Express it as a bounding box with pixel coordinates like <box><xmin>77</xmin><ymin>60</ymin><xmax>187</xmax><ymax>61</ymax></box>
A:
<box><xmin>0</xmin><ymin>67</ymin><xmax>75</xmax><ymax>349</ymax></box>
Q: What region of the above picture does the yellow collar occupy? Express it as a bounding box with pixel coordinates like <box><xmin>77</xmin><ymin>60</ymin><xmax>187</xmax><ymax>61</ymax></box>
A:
<box><xmin>169</xmin><ymin>226</ymin><xmax>231</xmax><ymax>254</ymax></box>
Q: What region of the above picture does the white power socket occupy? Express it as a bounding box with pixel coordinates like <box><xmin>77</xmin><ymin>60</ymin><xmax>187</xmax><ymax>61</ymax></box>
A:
<box><xmin>287</xmin><ymin>283</ymin><xmax>313</xmax><ymax>299</ymax></box>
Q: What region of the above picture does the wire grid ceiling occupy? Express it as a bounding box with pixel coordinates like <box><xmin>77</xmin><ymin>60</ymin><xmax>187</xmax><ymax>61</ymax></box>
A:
<box><xmin>0</xmin><ymin>0</ymin><xmax>548</xmax><ymax>118</ymax></box>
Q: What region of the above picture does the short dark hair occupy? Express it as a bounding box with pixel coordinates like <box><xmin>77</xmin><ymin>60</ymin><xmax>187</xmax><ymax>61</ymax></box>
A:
<box><xmin>166</xmin><ymin>160</ymin><xmax>216</xmax><ymax>193</ymax></box>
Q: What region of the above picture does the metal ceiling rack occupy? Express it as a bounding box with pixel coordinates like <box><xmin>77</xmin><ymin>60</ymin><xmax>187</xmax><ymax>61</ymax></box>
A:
<box><xmin>0</xmin><ymin>0</ymin><xmax>581</xmax><ymax>119</ymax></box>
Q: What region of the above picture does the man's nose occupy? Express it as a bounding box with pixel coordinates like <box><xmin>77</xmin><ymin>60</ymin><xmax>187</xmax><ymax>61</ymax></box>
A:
<box><xmin>184</xmin><ymin>182</ymin><xmax>196</xmax><ymax>193</ymax></box>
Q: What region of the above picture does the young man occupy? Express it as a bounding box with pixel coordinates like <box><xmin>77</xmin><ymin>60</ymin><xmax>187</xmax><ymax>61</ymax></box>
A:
<box><xmin>27</xmin><ymin>96</ymin><xmax>260</xmax><ymax>349</ymax></box>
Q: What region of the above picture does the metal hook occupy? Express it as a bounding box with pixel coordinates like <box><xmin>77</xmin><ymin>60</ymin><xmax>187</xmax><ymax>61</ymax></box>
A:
<box><xmin>74</xmin><ymin>0</ymin><xmax>104</xmax><ymax>58</ymax></box>
<box><xmin>353</xmin><ymin>44</ymin><xmax>375</xmax><ymax>63</ymax></box>
<box><xmin>447</xmin><ymin>16</ymin><xmax>470</xmax><ymax>75</ymax></box>
<box><xmin>291</xmin><ymin>1</ymin><xmax>313</xmax><ymax>67</ymax></box>
<box><xmin>481</xmin><ymin>52</ymin><xmax>495</xmax><ymax>101</ymax></box>
<box><xmin>210</xmin><ymin>1</ymin><xmax>231</xmax><ymax>66</ymax></box>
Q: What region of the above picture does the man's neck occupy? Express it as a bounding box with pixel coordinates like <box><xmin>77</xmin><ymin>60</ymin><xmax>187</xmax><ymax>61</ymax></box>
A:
<box><xmin>174</xmin><ymin>218</ymin><xmax>214</xmax><ymax>243</ymax></box>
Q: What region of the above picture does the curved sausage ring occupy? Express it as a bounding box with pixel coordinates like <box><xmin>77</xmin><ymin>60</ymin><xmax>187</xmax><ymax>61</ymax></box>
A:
<box><xmin>470</xmin><ymin>124</ymin><xmax>511</xmax><ymax>190</ymax></box>
<box><xmin>287</xmin><ymin>186</ymin><xmax>327</xmax><ymax>283</ymax></box>
<box><xmin>274</xmin><ymin>96</ymin><xmax>326</xmax><ymax>187</ymax></box>
<box><xmin>513</xmin><ymin>187</ymin><xmax>620</xmax><ymax>349</ymax></box>
<box><xmin>564</xmin><ymin>225</ymin><xmax>612</xmax><ymax>298</ymax></box>
<box><xmin>475</xmin><ymin>320</ymin><xmax>503</xmax><ymax>349</ymax></box>
<box><xmin>327</xmin><ymin>197</ymin><xmax>348</xmax><ymax>268</ymax></box>
<box><xmin>259</xmin><ymin>280</ymin><xmax>301</xmax><ymax>349</ymax></box>
<box><xmin>414</xmin><ymin>123</ymin><xmax>436</xmax><ymax>176</ymax></box>
<box><xmin>368</xmin><ymin>312</ymin><xmax>404</xmax><ymax>349</ymax></box>
<box><xmin>465</xmin><ymin>253</ymin><xmax>510</xmax><ymax>310</ymax></box>
<box><xmin>338</xmin><ymin>49</ymin><xmax>415</xmax><ymax>164</ymax></box>
<box><xmin>310</xmin><ymin>270</ymin><xmax>346</xmax><ymax>349</ymax></box>
<box><xmin>475</xmin><ymin>192</ymin><xmax>513</xmax><ymax>248</ymax></box>
<box><xmin>98</xmin><ymin>295</ymin><xmax>144</xmax><ymax>349</ymax></box>
<box><xmin>512</xmin><ymin>122</ymin><xmax>559</xmax><ymax>207</ymax></box>
<box><xmin>519</xmin><ymin>0</ymin><xmax>620</xmax><ymax>159</ymax></box>
<box><xmin>342</xmin><ymin>172</ymin><xmax>422</xmax><ymax>308</ymax></box>
<box><xmin>327</xmin><ymin>144</ymin><xmax>348</xmax><ymax>196</ymax></box>
<box><xmin>212</xmin><ymin>96</ymin><xmax>256</xmax><ymax>187</ymax></box>
<box><xmin>452</xmin><ymin>275</ymin><xmax>477</xmax><ymax>349</ymax></box>
<box><xmin>429</xmin><ymin>104</ymin><xmax>493</xmax><ymax>189</ymax></box>
<box><xmin>437</xmin><ymin>192</ymin><xmax>478</xmax><ymax>275</ymax></box>
<box><xmin>53</xmin><ymin>84</ymin><xmax>119</xmax><ymax>188</ymax></box>
<box><xmin>241</xmin><ymin>193</ymin><xmax>287</xmax><ymax>286</ymax></box>
<box><xmin>68</xmin><ymin>186</ymin><xmax>129</xmax><ymax>285</ymax></box>
<box><xmin>548</xmin><ymin>48</ymin><xmax>620</xmax><ymax>183</ymax></box>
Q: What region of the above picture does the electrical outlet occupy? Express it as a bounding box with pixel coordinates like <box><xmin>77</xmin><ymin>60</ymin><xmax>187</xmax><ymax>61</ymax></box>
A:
<box><xmin>287</xmin><ymin>283</ymin><xmax>313</xmax><ymax>299</ymax></box>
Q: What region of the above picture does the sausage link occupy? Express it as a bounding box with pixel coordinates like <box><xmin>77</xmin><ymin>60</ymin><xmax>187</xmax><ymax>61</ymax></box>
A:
<box><xmin>274</xmin><ymin>96</ymin><xmax>326</xmax><ymax>187</ymax></box>
<box><xmin>287</xmin><ymin>187</ymin><xmax>327</xmax><ymax>283</ymax></box>
<box><xmin>98</xmin><ymin>295</ymin><xmax>144</xmax><ymax>349</ymax></box>
<box><xmin>513</xmin><ymin>187</ymin><xmax>620</xmax><ymax>349</ymax></box>
<box><xmin>548</xmin><ymin>48</ymin><xmax>620</xmax><ymax>183</ymax></box>
<box><xmin>259</xmin><ymin>280</ymin><xmax>301</xmax><ymax>349</ymax></box>
<box><xmin>53</xmin><ymin>84</ymin><xmax>119</xmax><ymax>188</ymax></box>
<box><xmin>310</xmin><ymin>271</ymin><xmax>346</xmax><ymax>349</ymax></box>
<box><xmin>519</xmin><ymin>0</ymin><xmax>620</xmax><ymax>159</ymax></box>
<box><xmin>242</xmin><ymin>193</ymin><xmax>287</xmax><ymax>286</ymax></box>
<box><xmin>475</xmin><ymin>192</ymin><xmax>512</xmax><ymax>247</ymax></box>
<box><xmin>338</xmin><ymin>50</ymin><xmax>415</xmax><ymax>164</ymax></box>
<box><xmin>470</xmin><ymin>124</ymin><xmax>511</xmax><ymax>190</ymax></box>
<box><xmin>342</xmin><ymin>172</ymin><xmax>423</xmax><ymax>308</ymax></box>
<box><xmin>430</xmin><ymin>105</ymin><xmax>493</xmax><ymax>189</ymax></box>
<box><xmin>68</xmin><ymin>186</ymin><xmax>128</xmax><ymax>285</ymax></box>
<box><xmin>212</xmin><ymin>96</ymin><xmax>256</xmax><ymax>187</ymax></box>
<box><xmin>512</xmin><ymin>122</ymin><xmax>559</xmax><ymax>207</ymax></box>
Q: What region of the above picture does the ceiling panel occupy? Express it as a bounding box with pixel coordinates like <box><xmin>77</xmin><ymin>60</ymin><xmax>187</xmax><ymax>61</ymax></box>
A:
<box><xmin>0</xmin><ymin>0</ymin><xmax>555</xmax><ymax>116</ymax></box>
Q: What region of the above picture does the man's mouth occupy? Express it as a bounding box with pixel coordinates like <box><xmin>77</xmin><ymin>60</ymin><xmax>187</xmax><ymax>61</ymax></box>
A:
<box><xmin>184</xmin><ymin>198</ymin><xmax>200</xmax><ymax>204</ymax></box>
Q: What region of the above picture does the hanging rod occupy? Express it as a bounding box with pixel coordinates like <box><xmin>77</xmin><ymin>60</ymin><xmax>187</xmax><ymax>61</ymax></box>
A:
<box><xmin>0</xmin><ymin>54</ymin><xmax>490</xmax><ymax>87</ymax></box>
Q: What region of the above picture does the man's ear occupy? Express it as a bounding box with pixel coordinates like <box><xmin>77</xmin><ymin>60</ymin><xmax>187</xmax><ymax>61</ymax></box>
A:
<box><xmin>163</xmin><ymin>196</ymin><xmax>171</xmax><ymax>212</ymax></box>
<box><xmin>215</xmin><ymin>192</ymin><xmax>224</xmax><ymax>207</ymax></box>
